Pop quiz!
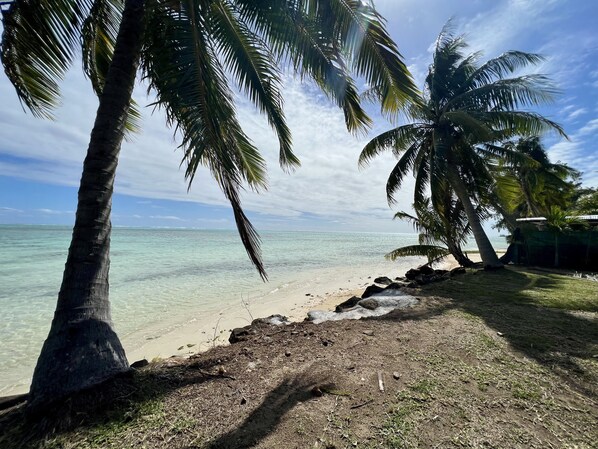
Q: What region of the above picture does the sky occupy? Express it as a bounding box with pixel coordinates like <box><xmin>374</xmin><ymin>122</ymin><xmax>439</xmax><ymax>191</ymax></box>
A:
<box><xmin>0</xmin><ymin>0</ymin><xmax>597</xmax><ymax>233</ymax></box>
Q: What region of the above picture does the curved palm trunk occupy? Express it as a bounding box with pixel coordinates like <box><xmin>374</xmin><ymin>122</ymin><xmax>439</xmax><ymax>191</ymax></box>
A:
<box><xmin>448</xmin><ymin>166</ymin><xmax>503</xmax><ymax>268</ymax></box>
<box><xmin>28</xmin><ymin>0</ymin><xmax>145</xmax><ymax>410</ymax></box>
<box><xmin>446</xmin><ymin>241</ymin><xmax>474</xmax><ymax>267</ymax></box>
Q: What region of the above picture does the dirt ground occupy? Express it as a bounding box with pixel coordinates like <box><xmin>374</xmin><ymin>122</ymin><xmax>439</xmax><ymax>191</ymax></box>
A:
<box><xmin>1</xmin><ymin>267</ymin><xmax>597</xmax><ymax>449</ymax></box>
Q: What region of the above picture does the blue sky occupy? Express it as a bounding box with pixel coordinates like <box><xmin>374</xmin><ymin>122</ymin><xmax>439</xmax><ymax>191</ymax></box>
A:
<box><xmin>1</xmin><ymin>0</ymin><xmax>597</xmax><ymax>233</ymax></box>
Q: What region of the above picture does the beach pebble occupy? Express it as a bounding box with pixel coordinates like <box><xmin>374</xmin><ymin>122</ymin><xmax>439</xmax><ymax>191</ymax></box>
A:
<box><xmin>285</xmin><ymin>350</ymin><xmax>291</xmax><ymax>357</ymax></box>
<box><xmin>177</xmin><ymin>345</ymin><xmax>184</xmax><ymax>351</ymax></box>
<box><xmin>374</xmin><ymin>276</ymin><xmax>393</xmax><ymax>285</ymax></box>
<box><xmin>131</xmin><ymin>359</ymin><xmax>149</xmax><ymax>369</ymax></box>
<box><xmin>359</xmin><ymin>298</ymin><xmax>379</xmax><ymax>310</ymax></box>
<box><xmin>393</xmin><ymin>372</ymin><xmax>401</xmax><ymax>380</ymax></box>
<box><xmin>363</xmin><ymin>330</ymin><xmax>374</xmax><ymax>337</ymax></box>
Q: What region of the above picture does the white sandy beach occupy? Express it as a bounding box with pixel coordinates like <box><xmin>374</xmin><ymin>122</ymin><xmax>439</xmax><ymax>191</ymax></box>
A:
<box><xmin>124</xmin><ymin>261</ymin><xmax>420</xmax><ymax>364</ymax></box>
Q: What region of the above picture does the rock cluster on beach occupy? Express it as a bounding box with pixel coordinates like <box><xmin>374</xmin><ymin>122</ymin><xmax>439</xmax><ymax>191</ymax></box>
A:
<box><xmin>228</xmin><ymin>264</ymin><xmax>467</xmax><ymax>342</ymax></box>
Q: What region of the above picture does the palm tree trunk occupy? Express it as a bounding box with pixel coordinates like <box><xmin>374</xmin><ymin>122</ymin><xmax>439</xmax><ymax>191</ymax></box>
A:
<box><xmin>448</xmin><ymin>166</ymin><xmax>503</xmax><ymax>268</ymax></box>
<box><xmin>28</xmin><ymin>0</ymin><xmax>145</xmax><ymax>410</ymax></box>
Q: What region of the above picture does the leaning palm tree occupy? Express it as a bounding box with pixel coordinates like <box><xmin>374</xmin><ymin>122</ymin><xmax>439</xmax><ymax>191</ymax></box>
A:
<box><xmin>386</xmin><ymin>196</ymin><xmax>475</xmax><ymax>267</ymax></box>
<box><xmin>1</xmin><ymin>0</ymin><xmax>416</xmax><ymax>408</ymax></box>
<box><xmin>359</xmin><ymin>23</ymin><xmax>565</xmax><ymax>268</ymax></box>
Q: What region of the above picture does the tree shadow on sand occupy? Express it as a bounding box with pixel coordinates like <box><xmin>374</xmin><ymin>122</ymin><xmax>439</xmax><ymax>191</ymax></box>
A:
<box><xmin>379</xmin><ymin>267</ymin><xmax>598</xmax><ymax>400</ymax></box>
<box><xmin>198</xmin><ymin>375</ymin><xmax>322</xmax><ymax>449</ymax></box>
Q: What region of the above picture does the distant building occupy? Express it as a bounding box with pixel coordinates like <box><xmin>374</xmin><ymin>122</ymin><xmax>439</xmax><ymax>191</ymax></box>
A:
<box><xmin>509</xmin><ymin>216</ymin><xmax>598</xmax><ymax>270</ymax></box>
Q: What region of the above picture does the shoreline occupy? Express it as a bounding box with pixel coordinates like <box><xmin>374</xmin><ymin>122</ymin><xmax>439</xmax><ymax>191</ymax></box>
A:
<box><xmin>124</xmin><ymin>260</ymin><xmax>426</xmax><ymax>364</ymax></box>
<box><xmin>3</xmin><ymin>258</ymin><xmax>427</xmax><ymax>396</ymax></box>
<box><xmin>1</xmin><ymin>251</ymin><xmax>501</xmax><ymax>396</ymax></box>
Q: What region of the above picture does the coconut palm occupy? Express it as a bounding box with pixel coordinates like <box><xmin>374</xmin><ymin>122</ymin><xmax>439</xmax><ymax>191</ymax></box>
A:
<box><xmin>386</xmin><ymin>196</ymin><xmax>475</xmax><ymax>267</ymax></box>
<box><xmin>359</xmin><ymin>24</ymin><xmax>565</xmax><ymax>268</ymax></box>
<box><xmin>492</xmin><ymin>137</ymin><xmax>578</xmax><ymax>227</ymax></box>
<box><xmin>1</xmin><ymin>0</ymin><xmax>416</xmax><ymax>408</ymax></box>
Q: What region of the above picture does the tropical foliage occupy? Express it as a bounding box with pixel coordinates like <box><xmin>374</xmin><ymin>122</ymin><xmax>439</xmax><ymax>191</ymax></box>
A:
<box><xmin>386</xmin><ymin>197</ymin><xmax>475</xmax><ymax>267</ymax></box>
<box><xmin>1</xmin><ymin>0</ymin><xmax>416</xmax><ymax>407</ymax></box>
<box><xmin>491</xmin><ymin>137</ymin><xmax>579</xmax><ymax>231</ymax></box>
<box><xmin>359</xmin><ymin>23</ymin><xmax>565</xmax><ymax>267</ymax></box>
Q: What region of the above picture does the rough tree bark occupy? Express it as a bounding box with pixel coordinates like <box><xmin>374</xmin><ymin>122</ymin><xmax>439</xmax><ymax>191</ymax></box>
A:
<box><xmin>28</xmin><ymin>0</ymin><xmax>145</xmax><ymax>409</ymax></box>
<box><xmin>448</xmin><ymin>165</ymin><xmax>503</xmax><ymax>268</ymax></box>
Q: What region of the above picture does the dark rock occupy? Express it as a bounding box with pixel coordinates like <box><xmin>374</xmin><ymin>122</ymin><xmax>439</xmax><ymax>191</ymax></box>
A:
<box><xmin>335</xmin><ymin>296</ymin><xmax>362</xmax><ymax>312</ymax></box>
<box><xmin>405</xmin><ymin>282</ymin><xmax>418</xmax><ymax>288</ymax></box>
<box><xmin>374</xmin><ymin>276</ymin><xmax>393</xmax><ymax>285</ymax></box>
<box><xmin>414</xmin><ymin>275</ymin><xmax>427</xmax><ymax>285</ymax></box>
<box><xmin>418</xmin><ymin>265</ymin><xmax>435</xmax><ymax>275</ymax></box>
<box><xmin>385</xmin><ymin>282</ymin><xmax>403</xmax><ymax>290</ymax></box>
<box><xmin>359</xmin><ymin>298</ymin><xmax>379</xmax><ymax>310</ymax></box>
<box><xmin>434</xmin><ymin>269</ymin><xmax>449</xmax><ymax>276</ymax></box>
<box><xmin>395</xmin><ymin>276</ymin><xmax>406</xmax><ymax>281</ymax></box>
<box><xmin>229</xmin><ymin>326</ymin><xmax>253</xmax><ymax>344</ymax></box>
<box><xmin>362</xmin><ymin>284</ymin><xmax>385</xmax><ymax>299</ymax></box>
<box><xmin>450</xmin><ymin>267</ymin><xmax>466</xmax><ymax>277</ymax></box>
<box><xmin>311</xmin><ymin>386</ymin><xmax>323</xmax><ymax>397</ymax></box>
<box><xmin>251</xmin><ymin>314</ymin><xmax>289</xmax><ymax>326</ymax></box>
<box><xmin>131</xmin><ymin>359</ymin><xmax>149</xmax><ymax>369</ymax></box>
<box><xmin>405</xmin><ymin>268</ymin><xmax>421</xmax><ymax>280</ymax></box>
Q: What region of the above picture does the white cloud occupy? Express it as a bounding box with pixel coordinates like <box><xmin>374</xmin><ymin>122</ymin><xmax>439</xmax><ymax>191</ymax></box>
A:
<box><xmin>566</xmin><ymin>108</ymin><xmax>588</xmax><ymax>121</ymax></box>
<box><xmin>0</xmin><ymin>62</ymin><xmax>415</xmax><ymax>231</ymax></box>
<box><xmin>149</xmin><ymin>215</ymin><xmax>184</xmax><ymax>221</ymax></box>
<box><xmin>548</xmin><ymin>117</ymin><xmax>598</xmax><ymax>187</ymax></box>
<box><xmin>36</xmin><ymin>208</ymin><xmax>73</xmax><ymax>215</ymax></box>
<box><xmin>0</xmin><ymin>207</ymin><xmax>23</xmax><ymax>213</ymax></box>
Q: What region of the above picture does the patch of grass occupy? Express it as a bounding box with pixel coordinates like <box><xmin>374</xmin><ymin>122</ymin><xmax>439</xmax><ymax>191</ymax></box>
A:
<box><xmin>427</xmin><ymin>266</ymin><xmax>598</xmax><ymax>312</ymax></box>
<box><xmin>408</xmin><ymin>379</ymin><xmax>436</xmax><ymax>397</ymax></box>
<box><xmin>511</xmin><ymin>381</ymin><xmax>541</xmax><ymax>401</ymax></box>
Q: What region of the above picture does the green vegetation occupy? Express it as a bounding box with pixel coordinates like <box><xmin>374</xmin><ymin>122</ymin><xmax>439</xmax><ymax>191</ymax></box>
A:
<box><xmin>359</xmin><ymin>22</ymin><xmax>565</xmax><ymax>268</ymax></box>
<box><xmin>386</xmin><ymin>198</ymin><xmax>475</xmax><ymax>267</ymax></box>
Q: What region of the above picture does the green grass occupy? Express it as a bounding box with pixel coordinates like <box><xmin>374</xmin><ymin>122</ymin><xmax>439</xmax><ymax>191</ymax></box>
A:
<box><xmin>425</xmin><ymin>266</ymin><xmax>598</xmax><ymax>312</ymax></box>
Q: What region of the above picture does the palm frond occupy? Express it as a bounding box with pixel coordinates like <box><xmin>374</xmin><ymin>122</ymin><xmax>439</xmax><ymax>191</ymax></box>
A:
<box><xmin>1</xmin><ymin>0</ymin><xmax>93</xmax><ymax>117</ymax></box>
<box><xmin>466</xmin><ymin>51</ymin><xmax>545</xmax><ymax>88</ymax></box>
<box><xmin>359</xmin><ymin>123</ymin><xmax>425</xmax><ymax>167</ymax></box>
<box><xmin>208</xmin><ymin>0</ymin><xmax>297</xmax><ymax>169</ymax></box>
<box><xmin>385</xmin><ymin>244</ymin><xmax>450</xmax><ymax>263</ymax></box>
<box><xmin>143</xmin><ymin>1</ymin><xmax>267</xmax><ymax>276</ymax></box>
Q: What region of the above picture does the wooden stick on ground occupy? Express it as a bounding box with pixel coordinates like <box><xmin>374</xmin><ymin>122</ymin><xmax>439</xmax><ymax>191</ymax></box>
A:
<box><xmin>377</xmin><ymin>371</ymin><xmax>384</xmax><ymax>392</ymax></box>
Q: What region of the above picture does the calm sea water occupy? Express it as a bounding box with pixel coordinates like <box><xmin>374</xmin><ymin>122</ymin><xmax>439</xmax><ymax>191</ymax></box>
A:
<box><xmin>0</xmin><ymin>225</ymin><xmax>506</xmax><ymax>394</ymax></box>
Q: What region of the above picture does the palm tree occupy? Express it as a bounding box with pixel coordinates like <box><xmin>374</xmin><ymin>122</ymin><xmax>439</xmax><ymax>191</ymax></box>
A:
<box><xmin>386</xmin><ymin>196</ymin><xmax>475</xmax><ymax>267</ymax></box>
<box><xmin>492</xmin><ymin>137</ymin><xmax>578</xmax><ymax>227</ymax></box>
<box><xmin>359</xmin><ymin>23</ymin><xmax>565</xmax><ymax>268</ymax></box>
<box><xmin>1</xmin><ymin>0</ymin><xmax>416</xmax><ymax>408</ymax></box>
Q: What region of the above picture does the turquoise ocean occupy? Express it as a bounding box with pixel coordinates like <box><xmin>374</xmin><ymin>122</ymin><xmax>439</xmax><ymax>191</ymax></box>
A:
<box><xmin>0</xmin><ymin>225</ymin><xmax>506</xmax><ymax>395</ymax></box>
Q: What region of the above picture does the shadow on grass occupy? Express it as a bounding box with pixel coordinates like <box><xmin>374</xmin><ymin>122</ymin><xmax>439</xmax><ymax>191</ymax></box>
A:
<box><xmin>383</xmin><ymin>267</ymin><xmax>598</xmax><ymax>400</ymax></box>
<box><xmin>0</xmin><ymin>357</ymin><xmax>323</xmax><ymax>449</ymax></box>
<box><xmin>0</xmin><ymin>357</ymin><xmax>223</xmax><ymax>449</ymax></box>
<box><xmin>200</xmin><ymin>375</ymin><xmax>319</xmax><ymax>449</ymax></box>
